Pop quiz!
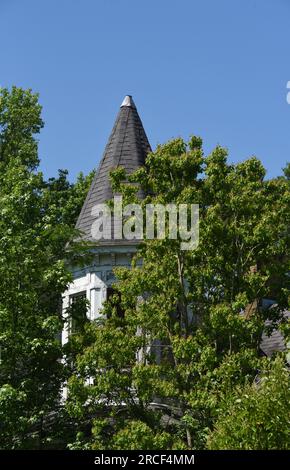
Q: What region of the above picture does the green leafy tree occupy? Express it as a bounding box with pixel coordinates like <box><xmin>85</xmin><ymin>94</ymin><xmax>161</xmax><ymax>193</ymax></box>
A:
<box><xmin>66</xmin><ymin>137</ymin><xmax>290</xmax><ymax>449</ymax></box>
<box><xmin>207</xmin><ymin>357</ymin><xmax>290</xmax><ymax>449</ymax></box>
<box><xmin>43</xmin><ymin>168</ymin><xmax>95</xmax><ymax>228</ymax></box>
<box><xmin>283</xmin><ymin>162</ymin><xmax>290</xmax><ymax>180</ymax></box>
<box><xmin>0</xmin><ymin>87</ymin><xmax>92</xmax><ymax>448</ymax></box>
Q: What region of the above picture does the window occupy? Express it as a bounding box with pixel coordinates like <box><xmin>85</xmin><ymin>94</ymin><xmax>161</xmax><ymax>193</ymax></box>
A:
<box><xmin>106</xmin><ymin>287</ymin><xmax>124</xmax><ymax>318</ymax></box>
<box><xmin>69</xmin><ymin>291</ymin><xmax>87</xmax><ymax>334</ymax></box>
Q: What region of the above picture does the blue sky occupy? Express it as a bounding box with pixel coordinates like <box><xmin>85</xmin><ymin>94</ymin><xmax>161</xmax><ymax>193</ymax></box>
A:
<box><xmin>1</xmin><ymin>0</ymin><xmax>290</xmax><ymax>180</ymax></box>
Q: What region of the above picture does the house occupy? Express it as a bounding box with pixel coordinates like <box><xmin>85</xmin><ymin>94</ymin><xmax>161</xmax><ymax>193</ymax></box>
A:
<box><xmin>62</xmin><ymin>95</ymin><xmax>151</xmax><ymax>344</ymax></box>
<box><xmin>61</xmin><ymin>95</ymin><xmax>288</xmax><ymax>359</ymax></box>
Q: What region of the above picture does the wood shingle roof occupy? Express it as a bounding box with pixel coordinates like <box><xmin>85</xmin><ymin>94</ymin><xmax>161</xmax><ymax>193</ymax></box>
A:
<box><xmin>75</xmin><ymin>95</ymin><xmax>151</xmax><ymax>242</ymax></box>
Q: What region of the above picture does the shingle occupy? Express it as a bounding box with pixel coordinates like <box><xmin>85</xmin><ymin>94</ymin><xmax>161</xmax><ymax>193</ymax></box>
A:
<box><xmin>75</xmin><ymin>96</ymin><xmax>151</xmax><ymax>242</ymax></box>
<box><xmin>260</xmin><ymin>310</ymin><xmax>289</xmax><ymax>357</ymax></box>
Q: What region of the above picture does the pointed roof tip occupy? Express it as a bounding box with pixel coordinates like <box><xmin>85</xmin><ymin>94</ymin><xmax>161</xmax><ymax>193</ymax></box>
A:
<box><xmin>120</xmin><ymin>95</ymin><xmax>136</xmax><ymax>108</ymax></box>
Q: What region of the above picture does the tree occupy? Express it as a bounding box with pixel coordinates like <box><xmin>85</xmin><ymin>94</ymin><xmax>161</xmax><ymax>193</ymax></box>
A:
<box><xmin>42</xmin><ymin>168</ymin><xmax>95</xmax><ymax>229</ymax></box>
<box><xmin>66</xmin><ymin>137</ymin><xmax>290</xmax><ymax>449</ymax></box>
<box><xmin>0</xmin><ymin>87</ymin><xmax>92</xmax><ymax>448</ymax></box>
<box><xmin>1</xmin><ymin>87</ymin><xmax>288</xmax><ymax>449</ymax></box>
<box><xmin>207</xmin><ymin>357</ymin><xmax>290</xmax><ymax>450</ymax></box>
<box><xmin>283</xmin><ymin>162</ymin><xmax>290</xmax><ymax>180</ymax></box>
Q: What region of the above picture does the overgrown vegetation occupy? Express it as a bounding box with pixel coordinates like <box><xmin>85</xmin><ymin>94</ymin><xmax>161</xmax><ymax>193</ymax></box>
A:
<box><xmin>0</xmin><ymin>87</ymin><xmax>289</xmax><ymax>450</ymax></box>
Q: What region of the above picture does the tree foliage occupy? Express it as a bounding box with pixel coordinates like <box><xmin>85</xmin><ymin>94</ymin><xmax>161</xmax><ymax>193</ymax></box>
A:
<box><xmin>0</xmin><ymin>86</ymin><xmax>289</xmax><ymax>450</ymax></box>
<box><xmin>65</xmin><ymin>137</ymin><xmax>290</xmax><ymax>449</ymax></box>
<box><xmin>0</xmin><ymin>87</ymin><xmax>92</xmax><ymax>448</ymax></box>
<box><xmin>207</xmin><ymin>357</ymin><xmax>290</xmax><ymax>450</ymax></box>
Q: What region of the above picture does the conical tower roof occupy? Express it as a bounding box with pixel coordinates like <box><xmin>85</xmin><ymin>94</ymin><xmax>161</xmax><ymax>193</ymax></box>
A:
<box><xmin>75</xmin><ymin>95</ymin><xmax>151</xmax><ymax>242</ymax></box>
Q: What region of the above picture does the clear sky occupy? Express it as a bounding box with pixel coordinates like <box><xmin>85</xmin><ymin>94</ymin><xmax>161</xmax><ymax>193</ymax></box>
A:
<box><xmin>1</xmin><ymin>0</ymin><xmax>290</xmax><ymax>180</ymax></box>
